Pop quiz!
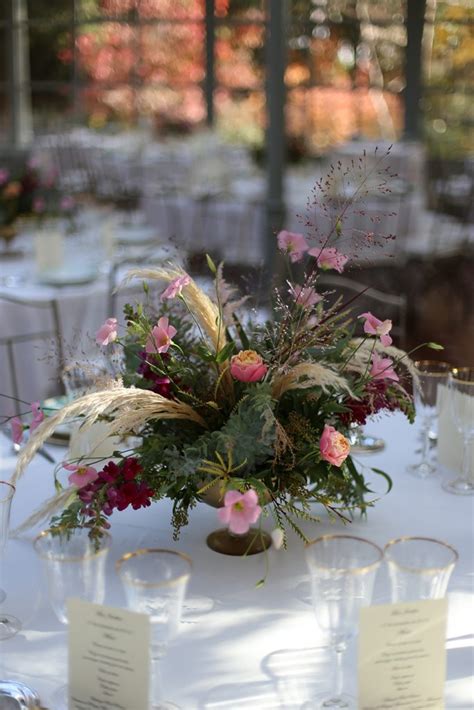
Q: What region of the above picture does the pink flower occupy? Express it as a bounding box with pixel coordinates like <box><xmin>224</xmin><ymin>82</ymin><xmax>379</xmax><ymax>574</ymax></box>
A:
<box><xmin>60</xmin><ymin>196</ymin><xmax>75</xmax><ymax>211</ymax></box>
<box><xmin>11</xmin><ymin>417</ymin><xmax>24</xmax><ymax>445</ymax></box>
<box><xmin>160</xmin><ymin>274</ymin><xmax>191</xmax><ymax>301</ymax></box>
<box><xmin>289</xmin><ymin>284</ymin><xmax>322</xmax><ymax>308</ymax></box>
<box><xmin>320</xmin><ymin>424</ymin><xmax>350</xmax><ymax>467</ymax></box>
<box><xmin>217</xmin><ymin>489</ymin><xmax>262</xmax><ymax>535</ymax></box>
<box><xmin>96</xmin><ymin>317</ymin><xmax>118</xmax><ymax>346</ymax></box>
<box><xmin>33</xmin><ymin>197</ymin><xmax>46</xmax><ymax>213</ymax></box>
<box><xmin>359</xmin><ymin>312</ymin><xmax>393</xmax><ymax>347</ymax></box>
<box><xmin>370</xmin><ymin>352</ymin><xmax>399</xmax><ymax>382</ymax></box>
<box><xmin>309</xmin><ymin>246</ymin><xmax>348</xmax><ymax>273</ymax></box>
<box><xmin>230</xmin><ymin>350</ymin><xmax>268</xmax><ymax>383</ymax></box>
<box><xmin>277</xmin><ymin>231</ymin><xmax>309</xmax><ymax>263</ymax></box>
<box><xmin>30</xmin><ymin>402</ymin><xmax>44</xmax><ymax>432</ymax></box>
<box><xmin>145</xmin><ymin>317</ymin><xmax>177</xmax><ymax>355</ymax></box>
<box><xmin>63</xmin><ymin>463</ymin><xmax>99</xmax><ymax>489</ymax></box>
<box><xmin>0</xmin><ymin>168</ymin><xmax>9</xmax><ymax>185</ymax></box>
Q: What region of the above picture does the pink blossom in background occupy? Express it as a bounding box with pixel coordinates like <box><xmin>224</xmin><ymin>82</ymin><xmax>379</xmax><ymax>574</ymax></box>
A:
<box><xmin>11</xmin><ymin>417</ymin><xmax>24</xmax><ymax>445</ymax></box>
<box><xmin>96</xmin><ymin>317</ymin><xmax>118</xmax><ymax>345</ymax></box>
<box><xmin>0</xmin><ymin>168</ymin><xmax>9</xmax><ymax>185</ymax></box>
<box><xmin>289</xmin><ymin>284</ymin><xmax>322</xmax><ymax>308</ymax></box>
<box><xmin>60</xmin><ymin>196</ymin><xmax>75</xmax><ymax>211</ymax></box>
<box><xmin>64</xmin><ymin>463</ymin><xmax>99</xmax><ymax>489</ymax></box>
<box><xmin>30</xmin><ymin>402</ymin><xmax>44</xmax><ymax>432</ymax></box>
<box><xmin>160</xmin><ymin>274</ymin><xmax>191</xmax><ymax>301</ymax></box>
<box><xmin>32</xmin><ymin>197</ymin><xmax>46</xmax><ymax>213</ymax></box>
<box><xmin>370</xmin><ymin>352</ymin><xmax>399</xmax><ymax>382</ymax></box>
<box><xmin>319</xmin><ymin>424</ymin><xmax>350</xmax><ymax>467</ymax></box>
<box><xmin>309</xmin><ymin>246</ymin><xmax>348</xmax><ymax>273</ymax></box>
<box><xmin>217</xmin><ymin>489</ymin><xmax>262</xmax><ymax>535</ymax></box>
<box><xmin>359</xmin><ymin>312</ymin><xmax>393</xmax><ymax>347</ymax></box>
<box><xmin>230</xmin><ymin>350</ymin><xmax>268</xmax><ymax>383</ymax></box>
<box><xmin>277</xmin><ymin>231</ymin><xmax>309</xmax><ymax>263</ymax></box>
<box><xmin>27</xmin><ymin>156</ymin><xmax>41</xmax><ymax>169</ymax></box>
<box><xmin>145</xmin><ymin>317</ymin><xmax>177</xmax><ymax>355</ymax></box>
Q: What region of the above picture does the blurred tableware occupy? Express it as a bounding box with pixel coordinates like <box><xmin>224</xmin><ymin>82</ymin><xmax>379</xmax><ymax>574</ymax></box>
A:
<box><xmin>33</xmin><ymin>529</ymin><xmax>112</xmax><ymax>709</ymax></box>
<box><xmin>348</xmin><ymin>423</ymin><xmax>384</xmax><ymax>454</ymax></box>
<box><xmin>384</xmin><ymin>536</ymin><xmax>458</xmax><ymax>601</ymax></box>
<box><xmin>443</xmin><ymin>367</ymin><xmax>474</xmax><ymax>495</ymax></box>
<box><xmin>407</xmin><ymin>361</ymin><xmax>451</xmax><ymax>478</ymax></box>
<box><xmin>34</xmin><ymin>228</ymin><xmax>64</xmax><ymax>274</ymax></box>
<box><xmin>304</xmin><ymin>535</ymin><xmax>383</xmax><ymax>709</ymax></box>
<box><xmin>36</xmin><ymin>262</ymin><xmax>98</xmax><ymax>286</ymax></box>
<box><xmin>116</xmin><ymin>548</ymin><xmax>192</xmax><ymax>710</ymax></box>
<box><xmin>0</xmin><ymin>480</ymin><xmax>21</xmax><ymax>638</ymax></box>
<box><xmin>0</xmin><ymin>680</ymin><xmax>42</xmax><ymax>709</ymax></box>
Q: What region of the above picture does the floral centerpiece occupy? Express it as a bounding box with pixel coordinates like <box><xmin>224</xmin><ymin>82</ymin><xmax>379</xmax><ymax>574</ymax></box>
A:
<box><xmin>11</xmin><ymin>153</ymin><xmax>440</xmax><ymax>555</ymax></box>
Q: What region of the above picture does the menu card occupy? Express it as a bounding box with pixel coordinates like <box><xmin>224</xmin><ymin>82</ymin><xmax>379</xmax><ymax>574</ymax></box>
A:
<box><xmin>68</xmin><ymin>598</ymin><xmax>150</xmax><ymax>710</ymax></box>
<box><xmin>358</xmin><ymin>599</ymin><xmax>448</xmax><ymax>710</ymax></box>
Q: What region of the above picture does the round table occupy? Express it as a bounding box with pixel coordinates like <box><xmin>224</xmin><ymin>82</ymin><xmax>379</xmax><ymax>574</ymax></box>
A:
<box><xmin>1</xmin><ymin>413</ymin><xmax>473</xmax><ymax>709</ymax></box>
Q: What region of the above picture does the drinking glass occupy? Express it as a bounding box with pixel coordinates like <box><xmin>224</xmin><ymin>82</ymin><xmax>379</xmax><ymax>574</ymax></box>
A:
<box><xmin>407</xmin><ymin>361</ymin><xmax>451</xmax><ymax>478</ymax></box>
<box><xmin>304</xmin><ymin>535</ymin><xmax>383</xmax><ymax>708</ymax></box>
<box><xmin>443</xmin><ymin>367</ymin><xmax>474</xmax><ymax>495</ymax></box>
<box><xmin>348</xmin><ymin>423</ymin><xmax>384</xmax><ymax>454</ymax></box>
<box><xmin>384</xmin><ymin>536</ymin><xmax>458</xmax><ymax>601</ymax></box>
<box><xmin>116</xmin><ymin>548</ymin><xmax>192</xmax><ymax>710</ymax></box>
<box><xmin>0</xmin><ymin>480</ymin><xmax>21</xmax><ymax>638</ymax></box>
<box><xmin>33</xmin><ymin>528</ymin><xmax>112</xmax><ymax>708</ymax></box>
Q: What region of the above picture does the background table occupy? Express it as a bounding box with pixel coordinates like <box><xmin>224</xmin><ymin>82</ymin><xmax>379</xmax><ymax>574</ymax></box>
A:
<box><xmin>1</xmin><ymin>413</ymin><xmax>473</xmax><ymax>709</ymax></box>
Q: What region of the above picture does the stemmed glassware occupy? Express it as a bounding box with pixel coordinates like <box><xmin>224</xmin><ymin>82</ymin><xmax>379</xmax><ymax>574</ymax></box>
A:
<box><xmin>443</xmin><ymin>367</ymin><xmax>474</xmax><ymax>495</ymax></box>
<box><xmin>33</xmin><ymin>528</ymin><xmax>112</xmax><ymax>708</ymax></box>
<box><xmin>407</xmin><ymin>360</ymin><xmax>451</xmax><ymax>479</ymax></box>
<box><xmin>0</xmin><ymin>480</ymin><xmax>21</xmax><ymax>638</ymax></box>
<box><xmin>304</xmin><ymin>535</ymin><xmax>383</xmax><ymax>709</ymax></box>
<box><xmin>384</xmin><ymin>536</ymin><xmax>458</xmax><ymax>601</ymax></box>
<box><xmin>116</xmin><ymin>548</ymin><xmax>192</xmax><ymax>710</ymax></box>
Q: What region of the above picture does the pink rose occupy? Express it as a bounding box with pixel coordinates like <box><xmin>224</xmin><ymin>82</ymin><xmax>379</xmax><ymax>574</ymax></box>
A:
<box><xmin>217</xmin><ymin>489</ymin><xmax>262</xmax><ymax>535</ymax></box>
<box><xmin>309</xmin><ymin>246</ymin><xmax>348</xmax><ymax>273</ymax></box>
<box><xmin>319</xmin><ymin>424</ymin><xmax>350</xmax><ymax>467</ymax></box>
<box><xmin>30</xmin><ymin>402</ymin><xmax>44</xmax><ymax>432</ymax></box>
<box><xmin>63</xmin><ymin>463</ymin><xmax>99</xmax><ymax>489</ymax></box>
<box><xmin>230</xmin><ymin>350</ymin><xmax>268</xmax><ymax>383</ymax></box>
<box><xmin>277</xmin><ymin>231</ymin><xmax>309</xmax><ymax>263</ymax></box>
<box><xmin>359</xmin><ymin>312</ymin><xmax>393</xmax><ymax>347</ymax></box>
<box><xmin>0</xmin><ymin>168</ymin><xmax>9</xmax><ymax>186</ymax></box>
<box><xmin>60</xmin><ymin>196</ymin><xmax>75</xmax><ymax>211</ymax></box>
<box><xmin>160</xmin><ymin>274</ymin><xmax>191</xmax><ymax>301</ymax></box>
<box><xmin>289</xmin><ymin>284</ymin><xmax>322</xmax><ymax>308</ymax></box>
<box><xmin>96</xmin><ymin>317</ymin><xmax>118</xmax><ymax>346</ymax></box>
<box><xmin>145</xmin><ymin>316</ymin><xmax>177</xmax><ymax>355</ymax></box>
<box><xmin>11</xmin><ymin>417</ymin><xmax>24</xmax><ymax>445</ymax></box>
<box><xmin>370</xmin><ymin>352</ymin><xmax>399</xmax><ymax>382</ymax></box>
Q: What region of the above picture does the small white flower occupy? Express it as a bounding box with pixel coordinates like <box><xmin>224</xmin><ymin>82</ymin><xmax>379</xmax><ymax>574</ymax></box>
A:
<box><xmin>271</xmin><ymin>528</ymin><xmax>284</xmax><ymax>550</ymax></box>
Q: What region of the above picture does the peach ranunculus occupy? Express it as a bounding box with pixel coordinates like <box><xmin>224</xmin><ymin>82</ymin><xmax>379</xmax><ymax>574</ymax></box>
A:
<box><xmin>319</xmin><ymin>424</ymin><xmax>350</xmax><ymax>467</ymax></box>
<box><xmin>309</xmin><ymin>246</ymin><xmax>348</xmax><ymax>273</ymax></box>
<box><xmin>96</xmin><ymin>317</ymin><xmax>118</xmax><ymax>346</ymax></box>
<box><xmin>230</xmin><ymin>350</ymin><xmax>268</xmax><ymax>383</ymax></box>
<box><xmin>3</xmin><ymin>181</ymin><xmax>22</xmax><ymax>199</ymax></box>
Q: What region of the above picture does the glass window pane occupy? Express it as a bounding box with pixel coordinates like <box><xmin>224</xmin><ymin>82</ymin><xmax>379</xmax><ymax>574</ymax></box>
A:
<box><xmin>27</xmin><ymin>0</ymin><xmax>72</xmax><ymax>21</ymax></box>
<box><xmin>139</xmin><ymin>23</ymin><xmax>205</xmax><ymax>86</ymax></box>
<box><xmin>216</xmin><ymin>0</ymin><xmax>265</xmax><ymax>21</ymax></box>
<box><xmin>215</xmin><ymin>23</ymin><xmax>265</xmax><ymax>89</ymax></box>
<box><xmin>138</xmin><ymin>0</ymin><xmax>205</xmax><ymax>20</ymax></box>
<box><xmin>30</xmin><ymin>25</ymin><xmax>73</xmax><ymax>81</ymax></box>
<box><xmin>76</xmin><ymin>23</ymin><xmax>137</xmax><ymax>84</ymax></box>
<box><xmin>32</xmin><ymin>87</ymin><xmax>73</xmax><ymax>132</ymax></box>
<box><xmin>215</xmin><ymin>88</ymin><xmax>265</xmax><ymax>146</ymax></box>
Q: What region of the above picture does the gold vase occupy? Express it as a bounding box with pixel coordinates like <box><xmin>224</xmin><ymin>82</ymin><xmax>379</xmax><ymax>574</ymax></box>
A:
<box><xmin>199</xmin><ymin>480</ymin><xmax>272</xmax><ymax>556</ymax></box>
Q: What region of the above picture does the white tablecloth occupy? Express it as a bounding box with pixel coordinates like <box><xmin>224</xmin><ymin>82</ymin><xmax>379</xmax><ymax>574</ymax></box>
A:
<box><xmin>1</xmin><ymin>413</ymin><xmax>473</xmax><ymax>709</ymax></box>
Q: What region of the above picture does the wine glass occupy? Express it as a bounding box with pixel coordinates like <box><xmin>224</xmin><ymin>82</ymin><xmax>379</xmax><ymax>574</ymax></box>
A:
<box><xmin>384</xmin><ymin>536</ymin><xmax>458</xmax><ymax>601</ymax></box>
<box><xmin>0</xmin><ymin>480</ymin><xmax>21</xmax><ymax>638</ymax></box>
<box><xmin>304</xmin><ymin>535</ymin><xmax>383</xmax><ymax>709</ymax></box>
<box><xmin>407</xmin><ymin>361</ymin><xmax>451</xmax><ymax>479</ymax></box>
<box><xmin>443</xmin><ymin>367</ymin><xmax>474</xmax><ymax>495</ymax></box>
<box><xmin>116</xmin><ymin>548</ymin><xmax>192</xmax><ymax>710</ymax></box>
<box><xmin>33</xmin><ymin>528</ymin><xmax>112</xmax><ymax>708</ymax></box>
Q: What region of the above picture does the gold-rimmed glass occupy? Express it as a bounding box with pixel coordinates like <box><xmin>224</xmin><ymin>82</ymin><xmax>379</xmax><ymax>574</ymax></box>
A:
<box><xmin>116</xmin><ymin>548</ymin><xmax>192</xmax><ymax>710</ymax></box>
<box><xmin>384</xmin><ymin>536</ymin><xmax>458</xmax><ymax>601</ymax></box>
<box><xmin>304</xmin><ymin>535</ymin><xmax>383</xmax><ymax>709</ymax></box>
<box><xmin>443</xmin><ymin>367</ymin><xmax>474</xmax><ymax>495</ymax></box>
<box><xmin>33</xmin><ymin>528</ymin><xmax>112</xmax><ymax>710</ymax></box>
<box><xmin>407</xmin><ymin>360</ymin><xmax>451</xmax><ymax>479</ymax></box>
<box><xmin>0</xmin><ymin>480</ymin><xmax>22</xmax><ymax>639</ymax></box>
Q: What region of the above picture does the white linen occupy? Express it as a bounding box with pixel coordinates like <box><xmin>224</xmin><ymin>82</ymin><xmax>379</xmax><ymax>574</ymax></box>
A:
<box><xmin>1</xmin><ymin>413</ymin><xmax>473</xmax><ymax>709</ymax></box>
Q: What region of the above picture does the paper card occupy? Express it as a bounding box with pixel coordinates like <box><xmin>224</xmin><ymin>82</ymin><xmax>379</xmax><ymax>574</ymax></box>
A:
<box><xmin>358</xmin><ymin>599</ymin><xmax>448</xmax><ymax>710</ymax></box>
<box><xmin>68</xmin><ymin>598</ymin><xmax>150</xmax><ymax>710</ymax></box>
